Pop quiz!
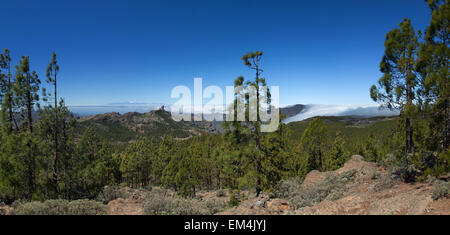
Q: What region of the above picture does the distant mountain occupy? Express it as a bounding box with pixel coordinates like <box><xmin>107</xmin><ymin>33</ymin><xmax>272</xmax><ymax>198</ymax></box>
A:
<box><xmin>69</xmin><ymin>102</ymin><xmax>164</xmax><ymax>116</ymax></box>
<box><xmin>72</xmin><ymin>103</ymin><xmax>399</xmax><ymax>142</ymax></box>
<box><xmin>76</xmin><ymin>108</ymin><xmax>221</xmax><ymax>142</ymax></box>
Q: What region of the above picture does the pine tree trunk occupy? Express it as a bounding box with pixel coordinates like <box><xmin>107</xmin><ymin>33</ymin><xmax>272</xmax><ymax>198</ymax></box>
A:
<box><xmin>26</xmin><ymin>71</ymin><xmax>35</xmax><ymax>198</ymax></box>
<box><xmin>26</xmin><ymin>83</ymin><xmax>33</xmax><ymax>133</ymax></box>
<box><xmin>445</xmin><ymin>98</ymin><xmax>449</xmax><ymax>150</ymax></box>
<box><xmin>255</xmin><ymin>157</ymin><xmax>262</xmax><ymax>196</ymax></box>
<box><xmin>406</xmin><ymin>116</ymin><xmax>414</xmax><ymax>154</ymax></box>
<box><xmin>405</xmin><ymin>74</ymin><xmax>414</xmax><ymax>155</ymax></box>
<box><xmin>442</xmin><ymin>27</ymin><xmax>448</xmax><ymax>151</ymax></box>
<box><xmin>7</xmin><ymin>62</ymin><xmax>14</xmax><ymax>132</ymax></box>
<box><xmin>255</xmin><ymin>60</ymin><xmax>263</xmax><ymax>197</ymax></box>
<box><xmin>318</xmin><ymin>150</ymin><xmax>322</xmax><ymax>172</ymax></box>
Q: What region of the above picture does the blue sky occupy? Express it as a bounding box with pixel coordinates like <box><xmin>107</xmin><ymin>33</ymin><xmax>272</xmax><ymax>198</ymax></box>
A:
<box><xmin>1</xmin><ymin>0</ymin><xmax>431</xmax><ymax>106</ymax></box>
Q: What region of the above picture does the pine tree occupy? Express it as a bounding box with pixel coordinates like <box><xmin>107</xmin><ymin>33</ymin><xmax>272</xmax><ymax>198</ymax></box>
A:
<box><xmin>119</xmin><ymin>137</ymin><xmax>153</xmax><ymax>187</ymax></box>
<box><xmin>360</xmin><ymin>133</ymin><xmax>379</xmax><ymax>162</ymax></box>
<box><xmin>259</xmin><ymin>112</ymin><xmax>291</xmax><ymax>191</ymax></box>
<box><xmin>0</xmin><ymin>132</ymin><xmax>36</xmax><ymax>200</ymax></box>
<box><xmin>153</xmin><ymin>135</ymin><xmax>175</xmax><ymax>185</ymax></box>
<box><xmin>371</xmin><ymin>19</ymin><xmax>420</xmax><ymax>156</ymax></box>
<box><xmin>295</xmin><ymin>117</ymin><xmax>329</xmax><ymax>176</ymax></box>
<box><xmin>13</xmin><ymin>56</ymin><xmax>41</xmax><ymax>198</ymax></box>
<box><xmin>223</xmin><ymin>51</ymin><xmax>277</xmax><ymax>196</ymax></box>
<box><xmin>0</xmin><ymin>49</ymin><xmax>16</xmax><ymax>134</ymax></box>
<box><xmin>326</xmin><ymin>132</ymin><xmax>347</xmax><ymax>171</ymax></box>
<box><xmin>36</xmin><ymin>99</ymin><xmax>77</xmax><ymax>198</ymax></box>
<box><xmin>417</xmin><ymin>0</ymin><xmax>449</xmax><ymax>151</ymax></box>
<box><xmin>14</xmin><ymin>56</ymin><xmax>41</xmax><ymax>133</ymax></box>
<box><xmin>45</xmin><ymin>52</ymin><xmax>60</xmax><ymax>195</ymax></box>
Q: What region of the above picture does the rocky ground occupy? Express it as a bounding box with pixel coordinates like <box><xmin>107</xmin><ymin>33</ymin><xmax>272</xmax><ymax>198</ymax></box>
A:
<box><xmin>218</xmin><ymin>155</ymin><xmax>449</xmax><ymax>215</ymax></box>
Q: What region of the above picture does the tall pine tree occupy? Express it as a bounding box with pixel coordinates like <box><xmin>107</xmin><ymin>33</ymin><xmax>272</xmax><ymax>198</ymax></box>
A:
<box><xmin>14</xmin><ymin>56</ymin><xmax>40</xmax><ymax>133</ymax></box>
<box><xmin>46</xmin><ymin>53</ymin><xmax>60</xmax><ymax>194</ymax></box>
<box><xmin>371</xmin><ymin>19</ymin><xmax>420</xmax><ymax>157</ymax></box>
<box><xmin>13</xmin><ymin>56</ymin><xmax>41</xmax><ymax>198</ymax></box>
<box><xmin>223</xmin><ymin>51</ymin><xmax>277</xmax><ymax>196</ymax></box>
<box><xmin>417</xmin><ymin>0</ymin><xmax>449</xmax><ymax>151</ymax></box>
<box><xmin>0</xmin><ymin>49</ymin><xmax>16</xmax><ymax>134</ymax></box>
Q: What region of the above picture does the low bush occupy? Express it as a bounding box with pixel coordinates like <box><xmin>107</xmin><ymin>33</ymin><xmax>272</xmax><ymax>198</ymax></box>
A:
<box><xmin>0</xmin><ymin>191</ymin><xmax>14</xmax><ymax>205</ymax></box>
<box><xmin>372</xmin><ymin>174</ymin><xmax>400</xmax><ymax>192</ymax></box>
<box><xmin>67</xmin><ymin>199</ymin><xmax>107</xmax><ymax>215</ymax></box>
<box><xmin>14</xmin><ymin>201</ymin><xmax>49</xmax><ymax>215</ymax></box>
<box><xmin>228</xmin><ymin>189</ymin><xmax>240</xmax><ymax>207</ymax></box>
<box><xmin>41</xmin><ymin>199</ymin><xmax>70</xmax><ymax>215</ymax></box>
<box><xmin>432</xmin><ymin>180</ymin><xmax>450</xmax><ymax>201</ymax></box>
<box><xmin>143</xmin><ymin>189</ymin><xmax>226</xmax><ymax>215</ymax></box>
<box><xmin>274</xmin><ymin>177</ymin><xmax>303</xmax><ymax>199</ymax></box>
<box><xmin>389</xmin><ymin>163</ymin><xmax>418</xmax><ymax>183</ymax></box>
<box><xmin>13</xmin><ymin>199</ymin><xmax>106</xmax><ymax>215</ymax></box>
<box><xmin>144</xmin><ymin>193</ymin><xmax>181</xmax><ymax>215</ymax></box>
<box><xmin>216</xmin><ymin>189</ymin><xmax>226</xmax><ymax>197</ymax></box>
<box><xmin>380</xmin><ymin>153</ymin><xmax>400</xmax><ymax>169</ymax></box>
<box><xmin>279</xmin><ymin>170</ymin><xmax>356</xmax><ymax>209</ymax></box>
<box><xmin>381</xmin><ymin>153</ymin><xmax>419</xmax><ymax>182</ymax></box>
<box><xmin>371</xmin><ymin>171</ymin><xmax>381</xmax><ymax>180</ymax></box>
<box><xmin>202</xmin><ymin>199</ymin><xmax>227</xmax><ymax>214</ymax></box>
<box><xmin>97</xmin><ymin>185</ymin><xmax>132</xmax><ymax>204</ymax></box>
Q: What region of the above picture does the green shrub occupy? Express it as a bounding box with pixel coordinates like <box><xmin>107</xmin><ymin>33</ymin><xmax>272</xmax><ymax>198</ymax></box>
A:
<box><xmin>14</xmin><ymin>201</ymin><xmax>49</xmax><ymax>215</ymax></box>
<box><xmin>216</xmin><ymin>189</ymin><xmax>226</xmax><ymax>197</ymax></box>
<box><xmin>144</xmin><ymin>194</ymin><xmax>177</xmax><ymax>215</ymax></box>
<box><xmin>280</xmin><ymin>170</ymin><xmax>356</xmax><ymax>209</ymax></box>
<box><xmin>13</xmin><ymin>199</ymin><xmax>106</xmax><ymax>215</ymax></box>
<box><xmin>97</xmin><ymin>185</ymin><xmax>132</xmax><ymax>204</ymax></box>
<box><xmin>143</xmin><ymin>189</ymin><xmax>195</xmax><ymax>215</ymax></box>
<box><xmin>274</xmin><ymin>177</ymin><xmax>303</xmax><ymax>199</ymax></box>
<box><xmin>67</xmin><ymin>199</ymin><xmax>107</xmax><ymax>215</ymax></box>
<box><xmin>340</xmin><ymin>169</ymin><xmax>357</xmax><ymax>182</ymax></box>
<box><xmin>228</xmin><ymin>189</ymin><xmax>239</xmax><ymax>207</ymax></box>
<box><xmin>0</xmin><ymin>191</ymin><xmax>14</xmax><ymax>205</ymax></box>
<box><xmin>380</xmin><ymin>152</ymin><xmax>419</xmax><ymax>182</ymax></box>
<box><xmin>389</xmin><ymin>163</ymin><xmax>418</xmax><ymax>182</ymax></box>
<box><xmin>143</xmin><ymin>188</ymin><xmax>226</xmax><ymax>215</ymax></box>
<box><xmin>324</xmin><ymin>189</ymin><xmax>344</xmax><ymax>201</ymax></box>
<box><xmin>371</xmin><ymin>171</ymin><xmax>381</xmax><ymax>180</ymax></box>
<box><xmin>41</xmin><ymin>199</ymin><xmax>70</xmax><ymax>215</ymax></box>
<box><xmin>144</xmin><ymin>195</ymin><xmax>197</xmax><ymax>215</ymax></box>
<box><xmin>380</xmin><ymin>153</ymin><xmax>400</xmax><ymax>168</ymax></box>
<box><xmin>14</xmin><ymin>200</ymin><xmax>70</xmax><ymax>215</ymax></box>
<box><xmin>372</xmin><ymin>173</ymin><xmax>400</xmax><ymax>192</ymax></box>
<box><xmin>201</xmin><ymin>199</ymin><xmax>227</xmax><ymax>214</ymax></box>
<box><xmin>432</xmin><ymin>180</ymin><xmax>450</xmax><ymax>201</ymax></box>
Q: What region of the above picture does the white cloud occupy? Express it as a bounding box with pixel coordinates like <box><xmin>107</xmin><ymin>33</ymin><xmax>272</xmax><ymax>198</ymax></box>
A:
<box><xmin>283</xmin><ymin>104</ymin><xmax>399</xmax><ymax>123</ymax></box>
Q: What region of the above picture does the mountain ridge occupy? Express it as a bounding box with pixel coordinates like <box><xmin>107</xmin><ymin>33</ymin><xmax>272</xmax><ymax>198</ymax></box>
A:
<box><xmin>75</xmin><ymin>106</ymin><xmax>398</xmax><ymax>144</ymax></box>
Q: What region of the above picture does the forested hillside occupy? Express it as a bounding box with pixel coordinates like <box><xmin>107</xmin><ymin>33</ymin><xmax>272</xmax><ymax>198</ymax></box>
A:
<box><xmin>75</xmin><ymin>109</ymin><xmax>218</xmax><ymax>142</ymax></box>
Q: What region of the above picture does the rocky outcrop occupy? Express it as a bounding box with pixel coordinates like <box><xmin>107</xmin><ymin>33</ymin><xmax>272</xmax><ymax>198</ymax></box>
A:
<box><xmin>218</xmin><ymin>155</ymin><xmax>449</xmax><ymax>215</ymax></box>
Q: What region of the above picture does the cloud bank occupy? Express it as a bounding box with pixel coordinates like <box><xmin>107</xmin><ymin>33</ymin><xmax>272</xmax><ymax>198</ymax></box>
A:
<box><xmin>283</xmin><ymin>104</ymin><xmax>399</xmax><ymax>123</ymax></box>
